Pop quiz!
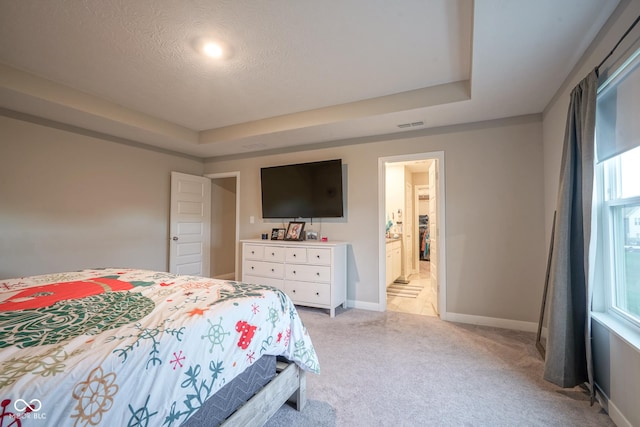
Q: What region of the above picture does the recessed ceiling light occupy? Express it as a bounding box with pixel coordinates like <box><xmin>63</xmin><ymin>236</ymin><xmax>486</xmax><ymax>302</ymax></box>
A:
<box><xmin>189</xmin><ymin>36</ymin><xmax>234</xmax><ymax>62</ymax></box>
<box><xmin>203</xmin><ymin>42</ymin><xmax>224</xmax><ymax>58</ymax></box>
<box><xmin>191</xmin><ymin>37</ymin><xmax>234</xmax><ymax>60</ymax></box>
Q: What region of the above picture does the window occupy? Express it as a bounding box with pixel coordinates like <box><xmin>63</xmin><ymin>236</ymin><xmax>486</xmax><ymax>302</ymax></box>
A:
<box><xmin>601</xmin><ymin>147</ymin><xmax>640</xmax><ymax>324</ymax></box>
<box><xmin>595</xmin><ymin>48</ymin><xmax>640</xmax><ymax>329</ymax></box>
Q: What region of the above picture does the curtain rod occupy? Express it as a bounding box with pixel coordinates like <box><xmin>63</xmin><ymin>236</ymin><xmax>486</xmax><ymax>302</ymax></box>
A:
<box><xmin>596</xmin><ymin>14</ymin><xmax>640</xmax><ymax>75</ymax></box>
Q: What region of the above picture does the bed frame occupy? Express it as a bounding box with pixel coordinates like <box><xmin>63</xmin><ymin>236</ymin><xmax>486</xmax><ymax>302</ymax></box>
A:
<box><xmin>221</xmin><ymin>360</ymin><xmax>306</xmax><ymax>426</ymax></box>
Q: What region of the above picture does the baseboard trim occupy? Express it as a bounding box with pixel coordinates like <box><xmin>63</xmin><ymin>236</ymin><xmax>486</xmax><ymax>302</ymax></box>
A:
<box><xmin>348</xmin><ymin>300</ymin><xmax>383</xmax><ymax>312</ymax></box>
<box><xmin>443</xmin><ymin>312</ymin><xmax>538</xmax><ymax>332</ymax></box>
<box><xmin>609</xmin><ymin>400</ymin><xmax>633</xmax><ymax>427</ymax></box>
<box><xmin>347</xmin><ymin>302</ymin><xmax>538</xmax><ymax>332</ymax></box>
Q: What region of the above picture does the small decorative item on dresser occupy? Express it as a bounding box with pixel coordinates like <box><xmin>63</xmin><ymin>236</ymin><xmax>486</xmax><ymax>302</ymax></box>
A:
<box><xmin>306</xmin><ymin>231</ymin><xmax>318</xmax><ymax>240</ymax></box>
<box><xmin>285</xmin><ymin>221</ymin><xmax>305</xmax><ymax>241</ymax></box>
<box><xmin>271</xmin><ymin>228</ymin><xmax>286</xmax><ymax>240</ymax></box>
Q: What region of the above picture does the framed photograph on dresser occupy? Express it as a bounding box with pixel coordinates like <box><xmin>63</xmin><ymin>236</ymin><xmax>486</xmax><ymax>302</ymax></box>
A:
<box><xmin>271</xmin><ymin>228</ymin><xmax>286</xmax><ymax>240</ymax></box>
<box><xmin>285</xmin><ymin>221</ymin><xmax>305</xmax><ymax>241</ymax></box>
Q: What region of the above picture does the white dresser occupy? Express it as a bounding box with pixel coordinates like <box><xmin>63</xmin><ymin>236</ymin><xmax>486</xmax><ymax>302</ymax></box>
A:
<box><xmin>241</xmin><ymin>239</ymin><xmax>347</xmax><ymax>317</ymax></box>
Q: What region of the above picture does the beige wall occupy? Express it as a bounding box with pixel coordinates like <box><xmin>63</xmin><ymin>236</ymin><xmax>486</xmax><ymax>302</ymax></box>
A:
<box><xmin>541</xmin><ymin>1</ymin><xmax>640</xmax><ymax>425</ymax></box>
<box><xmin>413</xmin><ymin>171</ymin><xmax>428</xmax><ymax>186</ymax></box>
<box><xmin>204</xmin><ymin>115</ymin><xmax>545</xmax><ymax>323</ymax></box>
<box><xmin>0</xmin><ymin>116</ymin><xmax>203</xmax><ymax>278</ymax></box>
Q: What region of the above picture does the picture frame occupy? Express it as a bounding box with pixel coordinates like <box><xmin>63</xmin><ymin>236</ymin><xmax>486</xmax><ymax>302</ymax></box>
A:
<box><xmin>285</xmin><ymin>221</ymin><xmax>305</xmax><ymax>241</ymax></box>
<box><xmin>271</xmin><ymin>228</ymin><xmax>286</xmax><ymax>240</ymax></box>
<box><xmin>306</xmin><ymin>231</ymin><xmax>318</xmax><ymax>240</ymax></box>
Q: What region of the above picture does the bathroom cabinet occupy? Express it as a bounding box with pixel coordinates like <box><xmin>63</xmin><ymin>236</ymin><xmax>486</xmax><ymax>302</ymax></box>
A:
<box><xmin>386</xmin><ymin>239</ymin><xmax>402</xmax><ymax>286</ymax></box>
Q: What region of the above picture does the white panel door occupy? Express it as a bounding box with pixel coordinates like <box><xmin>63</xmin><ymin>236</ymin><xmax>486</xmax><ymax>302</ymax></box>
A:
<box><xmin>428</xmin><ymin>161</ymin><xmax>439</xmax><ymax>314</ymax></box>
<box><xmin>170</xmin><ymin>172</ymin><xmax>211</xmax><ymax>276</ymax></box>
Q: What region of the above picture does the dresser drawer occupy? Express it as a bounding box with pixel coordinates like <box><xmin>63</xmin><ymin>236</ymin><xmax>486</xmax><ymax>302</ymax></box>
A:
<box><xmin>243</xmin><ymin>244</ymin><xmax>265</xmax><ymax>260</ymax></box>
<box><xmin>244</xmin><ymin>260</ymin><xmax>284</xmax><ymax>279</ymax></box>
<box><xmin>285</xmin><ymin>247</ymin><xmax>307</xmax><ymax>263</ymax></box>
<box><xmin>263</xmin><ymin>246</ymin><xmax>285</xmax><ymax>262</ymax></box>
<box><xmin>244</xmin><ymin>244</ymin><xmax>286</xmax><ymax>262</ymax></box>
<box><xmin>307</xmin><ymin>248</ymin><xmax>331</xmax><ymax>265</ymax></box>
<box><xmin>285</xmin><ymin>264</ymin><xmax>330</xmax><ymax>282</ymax></box>
<box><xmin>285</xmin><ymin>281</ymin><xmax>330</xmax><ymax>305</ymax></box>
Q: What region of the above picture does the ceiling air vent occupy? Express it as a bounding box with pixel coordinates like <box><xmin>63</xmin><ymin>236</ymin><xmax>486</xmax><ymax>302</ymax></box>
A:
<box><xmin>397</xmin><ymin>121</ymin><xmax>424</xmax><ymax>129</ymax></box>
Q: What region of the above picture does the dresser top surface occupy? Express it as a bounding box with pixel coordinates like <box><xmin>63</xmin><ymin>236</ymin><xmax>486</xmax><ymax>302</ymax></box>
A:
<box><xmin>241</xmin><ymin>238</ymin><xmax>348</xmax><ymax>247</ymax></box>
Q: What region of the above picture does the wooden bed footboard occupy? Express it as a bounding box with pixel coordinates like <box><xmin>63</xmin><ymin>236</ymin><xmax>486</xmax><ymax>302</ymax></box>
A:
<box><xmin>222</xmin><ymin>360</ymin><xmax>306</xmax><ymax>426</ymax></box>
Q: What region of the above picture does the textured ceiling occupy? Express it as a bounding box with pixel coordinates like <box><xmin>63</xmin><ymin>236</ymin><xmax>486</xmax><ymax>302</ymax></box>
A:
<box><xmin>0</xmin><ymin>0</ymin><xmax>619</xmax><ymax>158</ymax></box>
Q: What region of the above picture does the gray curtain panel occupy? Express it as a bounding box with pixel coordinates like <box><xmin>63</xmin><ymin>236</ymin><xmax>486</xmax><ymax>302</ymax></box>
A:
<box><xmin>543</xmin><ymin>70</ymin><xmax>597</xmax><ymax>391</ymax></box>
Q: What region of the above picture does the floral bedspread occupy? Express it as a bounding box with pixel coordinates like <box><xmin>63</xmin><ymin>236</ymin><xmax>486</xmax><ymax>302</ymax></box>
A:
<box><xmin>0</xmin><ymin>268</ymin><xmax>319</xmax><ymax>426</ymax></box>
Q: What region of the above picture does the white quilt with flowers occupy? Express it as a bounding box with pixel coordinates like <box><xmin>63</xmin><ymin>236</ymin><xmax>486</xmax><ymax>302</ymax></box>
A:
<box><xmin>0</xmin><ymin>268</ymin><xmax>319</xmax><ymax>426</ymax></box>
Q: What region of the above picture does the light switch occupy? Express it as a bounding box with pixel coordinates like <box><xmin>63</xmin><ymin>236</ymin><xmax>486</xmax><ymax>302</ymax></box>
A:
<box><xmin>250</xmin><ymin>216</ymin><xmax>255</xmax><ymax>224</ymax></box>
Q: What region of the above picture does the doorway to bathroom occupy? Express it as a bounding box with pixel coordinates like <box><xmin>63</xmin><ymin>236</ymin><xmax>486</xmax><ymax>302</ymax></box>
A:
<box><xmin>379</xmin><ymin>152</ymin><xmax>446</xmax><ymax>317</ymax></box>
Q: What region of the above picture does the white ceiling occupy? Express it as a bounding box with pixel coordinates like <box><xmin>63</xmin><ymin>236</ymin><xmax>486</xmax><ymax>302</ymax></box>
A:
<box><xmin>0</xmin><ymin>0</ymin><xmax>619</xmax><ymax>159</ymax></box>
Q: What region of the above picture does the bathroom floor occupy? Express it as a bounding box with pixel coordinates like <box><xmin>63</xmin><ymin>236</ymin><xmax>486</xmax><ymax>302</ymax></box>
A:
<box><xmin>387</xmin><ymin>261</ymin><xmax>438</xmax><ymax>316</ymax></box>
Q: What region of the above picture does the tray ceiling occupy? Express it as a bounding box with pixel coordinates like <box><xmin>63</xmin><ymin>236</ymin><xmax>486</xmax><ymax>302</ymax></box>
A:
<box><xmin>0</xmin><ymin>0</ymin><xmax>619</xmax><ymax>158</ymax></box>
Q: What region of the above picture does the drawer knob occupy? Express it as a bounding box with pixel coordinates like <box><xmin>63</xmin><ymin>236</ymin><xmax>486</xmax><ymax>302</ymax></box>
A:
<box><xmin>271</xmin><ymin>268</ymin><xmax>275</xmax><ymax>272</ymax></box>
<box><xmin>251</xmin><ymin>251</ymin><xmax>255</xmax><ymax>254</ymax></box>
<box><xmin>316</xmin><ymin>255</ymin><xmax>320</xmax><ymax>258</ymax></box>
<box><xmin>251</xmin><ymin>266</ymin><xmax>254</xmax><ymax>270</ymax></box>
<box><xmin>271</xmin><ymin>252</ymin><xmax>275</xmax><ymax>256</ymax></box>
<box><xmin>292</xmin><ymin>290</ymin><xmax>296</xmax><ymax>293</ymax></box>
<box><xmin>316</xmin><ymin>272</ymin><xmax>320</xmax><ymax>276</ymax></box>
<box><xmin>292</xmin><ymin>270</ymin><xmax>296</xmax><ymax>274</ymax></box>
<box><xmin>293</xmin><ymin>253</ymin><xmax>297</xmax><ymax>257</ymax></box>
<box><xmin>316</xmin><ymin>292</ymin><xmax>319</xmax><ymax>296</ymax></box>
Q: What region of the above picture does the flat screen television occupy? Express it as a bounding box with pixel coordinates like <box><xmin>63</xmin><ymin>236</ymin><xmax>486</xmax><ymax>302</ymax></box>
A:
<box><xmin>261</xmin><ymin>159</ymin><xmax>344</xmax><ymax>218</ymax></box>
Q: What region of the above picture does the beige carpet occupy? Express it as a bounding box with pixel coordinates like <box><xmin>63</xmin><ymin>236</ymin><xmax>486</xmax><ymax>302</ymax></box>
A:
<box><xmin>268</xmin><ymin>308</ymin><xmax>613</xmax><ymax>427</ymax></box>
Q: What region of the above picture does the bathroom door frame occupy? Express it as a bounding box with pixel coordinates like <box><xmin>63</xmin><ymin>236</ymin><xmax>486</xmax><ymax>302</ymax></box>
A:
<box><xmin>378</xmin><ymin>151</ymin><xmax>447</xmax><ymax>318</ymax></box>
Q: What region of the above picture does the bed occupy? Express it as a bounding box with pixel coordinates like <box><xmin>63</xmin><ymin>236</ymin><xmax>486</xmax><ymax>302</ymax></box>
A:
<box><xmin>0</xmin><ymin>268</ymin><xmax>319</xmax><ymax>426</ymax></box>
